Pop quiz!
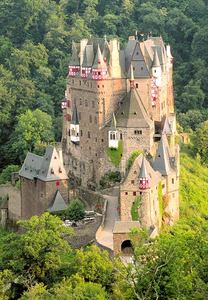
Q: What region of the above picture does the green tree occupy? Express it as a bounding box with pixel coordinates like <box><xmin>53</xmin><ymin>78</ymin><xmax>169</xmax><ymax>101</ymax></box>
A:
<box><xmin>75</xmin><ymin>245</ymin><xmax>113</xmax><ymax>286</ymax></box>
<box><xmin>192</xmin><ymin>120</ymin><xmax>208</xmax><ymax>165</ymax></box>
<box><xmin>65</xmin><ymin>199</ymin><xmax>85</xmax><ymax>222</ymax></box>
<box><xmin>10</xmin><ymin>109</ymin><xmax>54</xmax><ymax>162</ymax></box>
<box><xmin>2</xmin><ymin>213</ymin><xmax>73</xmax><ymax>294</ymax></box>
<box><xmin>0</xmin><ymin>164</ymin><xmax>20</xmax><ymax>184</ymax></box>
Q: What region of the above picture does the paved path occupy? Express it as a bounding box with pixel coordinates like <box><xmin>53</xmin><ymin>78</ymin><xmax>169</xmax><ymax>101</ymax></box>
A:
<box><xmin>96</xmin><ymin>187</ymin><xmax>119</xmax><ymax>250</ymax></box>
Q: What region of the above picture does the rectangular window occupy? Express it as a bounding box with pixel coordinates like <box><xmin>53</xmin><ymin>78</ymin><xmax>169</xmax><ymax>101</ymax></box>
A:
<box><xmin>131</xmin><ymin>180</ymin><xmax>134</xmax><ymax>184</ymax></box>
<box><xmin>89</xmin><ymin>115</ymin><xmax>92</xmax><ymax>123</ymax></box>
<box><xmin>172</xmin><ymin>178</ymin><xmax>175</xmax><ymax>184</ymax></box>
<box><xmin>120</xmin><ymin>133</ymin><xmax>123</xmax><ymax>140</ymax></box>
<box><xmin>133</xmin><ymin>191</ymin><xmax>136</xmax><ymax>196</ymax></box>
<box><xmin>136</xmin><ymin>83</ymin><xmax>138</xmax><ymax>88</ymax></box>
<box><xmin>125</xmin><ymin>192</ymin><xmax>128</xmax><ymax>195</ymax></box>
<box><xmin>80</xmin><ymin>130</ymin><xmax>83</xmax><ymax>136</ymax></box>
<box><xmin>80</xmin><ymin>98</ymin><xmax>82</xmax><ymax>105</ymax></box>
<box><xmin>88</xmin><ymin>131</ymin><xmax>90</xmax><ymax>138</ymax></box>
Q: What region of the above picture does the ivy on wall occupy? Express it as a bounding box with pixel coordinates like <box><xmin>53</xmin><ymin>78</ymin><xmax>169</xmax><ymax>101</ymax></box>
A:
<box><xmin>131</xmin><ymin>196</ymin><xmax>142</xmax><ymax>221</ymax></box>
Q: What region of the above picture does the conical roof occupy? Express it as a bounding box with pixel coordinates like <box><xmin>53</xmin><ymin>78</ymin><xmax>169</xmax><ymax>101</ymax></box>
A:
<box><xmin>116</xmin><ymin>89</ymin><xmax>153</xmax><ymax>128</ymax></box>
<box><xmin>152</xmin><ymin>48</ymin><xmax>160</xmax><ymax>68</ymax></box>
<box><xmin>154</xmin><ymin>134</ymin><xmax>172</xmax><ymax>176</ymax></box>
<box><xmin>110</xmin><ymin>113</ymin><xmax>117</xmax><ymax>130</ymax></box>
<box><xmin>139</xmin><ymin>155</ymin><xmax>148</xmax><ymax>178</ymax></box>
<box><xmin>69</xmin><ymin>41</ymin><xmax>79</xmax><ymax>66</ymax></box>
<box><xmin>71</xmin><ymin>102</ymin><xmax>79</xmax><ymax>125</ymax></box>
<box><xmin>48</xmin><ymin>190</ymin><xmax>67</xmax><ymax>213</ymax></box>
<box><xmin>93</xmin><ymin>45</ymin><xmax>106</xmax><ymax>69</ymax></box>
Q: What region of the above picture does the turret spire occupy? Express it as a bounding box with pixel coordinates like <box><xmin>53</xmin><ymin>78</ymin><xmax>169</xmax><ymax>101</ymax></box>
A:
<box><xmin>139</xmin><ymin>155</ymin><xmax>150</xmax><ymax>190</ymax></box>
<box><xmin>152</xmin><ymin>48</ymin><xmax>160</xmax><ymax>68</ymax></box>
<box><xmin>129</xmin><ymin>64</ymin><xmax>135</xmax><ymax>89</ymax></box>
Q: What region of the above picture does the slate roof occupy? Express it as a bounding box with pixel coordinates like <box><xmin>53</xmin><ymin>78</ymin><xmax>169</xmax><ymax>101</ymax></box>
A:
<box><xmin>82</xmin><ymin>44</ymin><xmax>94</xmax><ymax>67</ymax></box>
<box><xmin>113</xmin><ymin>221</ymin><xmax>140</xmax><ymax>233</ymax></box>
<box><xmin>69</xmin><ymin>41</ymin><xmax>79</xmax><ymax>66</ymax></box>
<box><xmin>48</xmin><ymin>190</ymin><xmax>67</xmax><ymax>213</ymax></box>
<box><xmin>154</xmin><ymin>134</ymin><xmax>172</xmax><ymax>176</ymax></box>
<box><xmin>138</xmin><ymin>155</ymin><xmax>149</xmax><ymax>179</ymax></box>
<box><xmin>116</xmin><ymin>88</ymin><xmax>153</xmax><ymax>128</ymax></box>
<box><xmin>19</xmin><ymin>145</ymin><xmax>68</xmax><ymax>182</ymax></box>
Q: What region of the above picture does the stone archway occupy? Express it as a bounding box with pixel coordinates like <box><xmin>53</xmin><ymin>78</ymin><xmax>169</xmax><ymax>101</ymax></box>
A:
<box><xmin>121</xmin><ymin>240</ymin><xmax>133</xmax><ymax>255</ymax></box>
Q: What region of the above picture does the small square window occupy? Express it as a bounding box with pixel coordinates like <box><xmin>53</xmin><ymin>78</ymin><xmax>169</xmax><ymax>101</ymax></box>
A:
<box><xmin>172</xmin><ymin>178</ymin><xmax>175</xmax><ymax>184</ymax></box>
<box><xmin>133</xmin><ymin>192</ymin><xmax>136</xmax><ymax>196</ymax></box>
<box><xmin>125</xmin><ymin>192</ymin><xmax>128</xmax><ymax>195</ymax></box>
<box><xmin>131</xmin><ymin>180</ymin><xmax>134</xmax><ymax>184</ymax></box>
<box><xmin>136</xmin><ymin>83</ymin><xmax>138</xmax><ymax>88</ymax></box>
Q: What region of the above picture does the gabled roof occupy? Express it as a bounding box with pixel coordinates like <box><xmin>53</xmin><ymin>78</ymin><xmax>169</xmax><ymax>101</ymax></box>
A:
<box><xmin>121</xmin><ymin>154</ymin><xmax>161</xmax><ymax>189</ymax></box>
<box><xmin>48</xmin><ymin>190</ymin><xmax>67</xmax><ymax>213</ymax></box>
<box><xmin>38</xmin><ymin>146</ymin><xmax>68</xmax><ymax>181</ymax></box>
<box><xmin>138</xmin><ymin>155</ymin><xmax>148</xmax><ymax>179</ymax></box>
<box><xmin>116</xmin><ymin>89</ymin><xmax>153</xmax><ymax>128</ymax></box>
<box><xmin>71</xmin><ymin>103</ymin><xmax>79</xmax><ymax>125</ymax></box>
<box><xmin>19</xmin><ymin>146</ymin><xmax>68</xmax><ymax>182</ymax></box>
<box><xmin>154</xmin><ymin>134</ymin><xmax>172</xmax><ymax>176</ymax></box>
<box><xmin>69</xmin><ymin>41</ymin><xmax>79</xmax><ymax>66</ymax></box>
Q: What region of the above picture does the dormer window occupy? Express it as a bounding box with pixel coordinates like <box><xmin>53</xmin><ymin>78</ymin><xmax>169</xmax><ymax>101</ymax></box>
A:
<box><xmin>51</xmin><ymin>168</ymin><xmax>54</xmax><ymax>174</ymax></box>
<box><xmin>59</xmin><ymin>167</ymin><xmax>62</xmax><ymax>173</ymax></box>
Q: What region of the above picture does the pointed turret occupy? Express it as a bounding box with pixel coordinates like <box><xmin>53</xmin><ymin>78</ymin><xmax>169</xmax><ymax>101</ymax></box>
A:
<box><xmin>92</xmin><ymin>45</ymin><xmax>108</xmax><ymax>80</ymax></box>
<box><xmin>108</xmin><ymin>113</ymin><xmax>118</xmax><ymax>149</ymax></box>
<box><xmin>139</xmin><ymin>155</ymin><xmax>150</xmax><ymax>190</ymax></box>
<box><xmin>70</xmin><ymin>102</ymin><xmax>80</xmax><ymax>144</ymax></box>
<box><xmin>154</xmin><ymin>134</ymin><xmax>171</xmax><ymax>176</ymax></box>
<box><xmin>152</xmin><ymin>48</ymin><xmax>161</xmax><ymax>86</ymax></box>
<box><xmin>68</xmin><ymin>41</ymin><xmax>80</xmax><ymax>77</ymax></box>
<box><xmin>152</xmin><ymin>48</ymin><xmax>160</xmax><ymax>68</ymax></box>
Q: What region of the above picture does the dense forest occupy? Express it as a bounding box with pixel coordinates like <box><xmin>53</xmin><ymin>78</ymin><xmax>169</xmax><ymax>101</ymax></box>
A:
<box><xmin>0</xmin><ymin>0</ymin><xmax>208</xmax><ymax>170</ymax></box>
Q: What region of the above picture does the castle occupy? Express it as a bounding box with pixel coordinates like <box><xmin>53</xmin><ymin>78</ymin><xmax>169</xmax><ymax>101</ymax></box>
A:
<box><xmin>62</xmin><ymin>34</ymin><xmax>179</xmax><ymax>252</ymax></box>
<box><xmin>16</xmin><ymin>34</ymin><xmax>179</xmax><ymax>254</ymax></box>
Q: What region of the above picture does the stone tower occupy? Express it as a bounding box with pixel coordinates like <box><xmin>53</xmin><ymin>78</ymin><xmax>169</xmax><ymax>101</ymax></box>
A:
<box><xmin>62</xmin><ymin>35</ymin><xmax>179</xmax><ymax>199</ymax></box>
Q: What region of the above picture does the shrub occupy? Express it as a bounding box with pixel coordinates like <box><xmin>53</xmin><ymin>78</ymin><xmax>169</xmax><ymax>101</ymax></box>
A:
<box><xmin>0</xmin><ymin>165</ymin><xmax>20</xmax><ymax>184</ymax></box>
<box><xmin>65</xmin><ymin>199</ymin><xmax>85</xmax><ymax>222</ymax></box>
<box><xmin>106</xmin><ymin>141</ymin><xmax>123</xmax><ymax>167</ymax></box>
<box><xmin>99</xmin><ymin>171</ymin><xmax>121</xmax><ymax>189</ymax></box>
<box><xmin>127</xmin><ymin>150</ymin><xmax>143</xmax><ymax>170</ymax></box>
<box><xmin>131</xmin><ymin>196</ymin><xmax>141</xmax><ymax>221</ymax></box>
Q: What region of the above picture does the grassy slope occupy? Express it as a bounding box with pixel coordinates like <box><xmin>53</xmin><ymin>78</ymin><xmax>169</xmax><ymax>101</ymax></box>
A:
<box><xmin>179</xmin><ymin>151</ymin><xmax>208</xmax><ymax>226</ymax></box>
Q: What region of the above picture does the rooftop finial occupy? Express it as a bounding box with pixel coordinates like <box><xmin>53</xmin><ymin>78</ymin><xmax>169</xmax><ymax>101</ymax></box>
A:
<box><xmin>104</xmin><ymin>34</ymin><xmax>107</xmax><ymax>42</ymax></box>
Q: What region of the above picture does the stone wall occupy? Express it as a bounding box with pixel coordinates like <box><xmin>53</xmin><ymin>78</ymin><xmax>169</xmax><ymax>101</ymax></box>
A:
<box><xmin>0</xmin><ymin>183</ymin><xmax>21</xmax><ymax>221</ymax></box>
<box><xmin>20</xmin><ymin>177</ymin><xmax>68</xmax><ymax>219</ymax></box>
<box><xmin>113</xmin><ymin>232</ymin><xmax>129</xmax><ymax>254</ymax></box>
